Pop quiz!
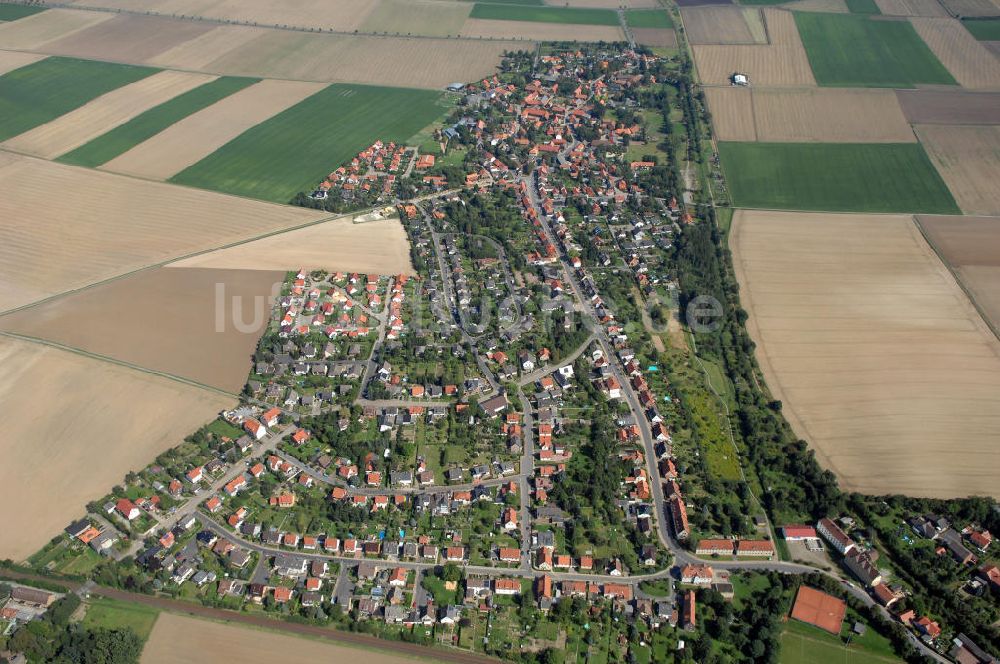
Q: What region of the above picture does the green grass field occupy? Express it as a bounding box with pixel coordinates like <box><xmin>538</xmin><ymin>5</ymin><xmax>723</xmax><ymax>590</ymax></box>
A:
<box><xmin>718</xmin><ymin>142</ymin><xmax>960</xmax><ymax>214</ymax></box>
<box><xmin>0</xmin><ymin>57</ymin><xmax>158</xmax><ymax>143</ymax></box>
<box><xmin>794</xmin><ymin>13</ymin><xmax>955</xmax><ymax>87</ymax></box>
<box><xmin>626</xmin><ymin>9</ymin><xmax>673</xmax><ymax>28</ymax></box>
<box><xmin>469</xmin><ymin>3</ymin><xmax>619</xmax><ymax>25</ymax></box>
<box><xmin>780</xmin><ymin>620</ymin><xmax>901</xmax><ymax>664</ymax></box>
<box><xmin>962</xmin><ymin>18</ymin><xmax>1000</xmax><ymax>40</ymax></box>
<box><xmin>82</xmin><ymin>597</ymin><xmax>160</xmax><ymax>641</ymax></box>
<box><xmin>58</xmin><ymin>76</ymin><xmax>258</xmax><ymax>167</ymax></box>
<box><xmin>470</xmin><ymin>0</ymin><xmax>543</xmax><ymax>4</ymax></box>
<box><xmin>171</xmin><ymin>83</ymin><xmax>445</xmax><ymax>203</ymax></box>
<box><xmin>0</xmin><ymin>2</ymin><xmax>46</xmax><ymax>20</ymax></box>
<box><xmin>846</xmin><ymin>0</ymin><xmax>881</xmax><ymax>14</ymax></box>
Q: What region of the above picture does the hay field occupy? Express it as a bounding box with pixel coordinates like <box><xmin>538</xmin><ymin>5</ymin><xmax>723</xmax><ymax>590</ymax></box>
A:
<box><xmin>0</xmin><ymin>336</ymin><xmax>234</xmax><ymax>562</ymax></box>
<box><xmin>3</xmin><ymin>70</ymin><xmax>216</xmax><ymax>159</ymax></box>
<box><xmin>203</xmin><ymin>31</ymin><xmax>516</xmax><ymax>88</ymax></box>
<box><xmin>169</xmin><ymin>216</ymin><xmax>415</xmax><ymax>276</ymax></box>
<box><xmin>0</xmin><ymin>49</ymin><xmax>44</xmax><ymax>75</ymax></box>
<box><xmin>37</xmin><ymin>14</ymin><xmax>214</xmax><ymax>62</ymax></box>
<box><xmin>875</xmin><ymin>0</ymin><xmax>948</xmax><ymax>16</ymax></box>
<box><xmin>915</xmin><ymin>124</ymin><xmax>1000</xmax><ymax>215</ymax></box>
<box><xmin>910</xmin><ymin>17</ymin><xmax>1000</xmax><ymax>88</ymax></box>
<box><xmin>940</xmin><ymin>0</ymin><xmax>1000</xmax><ymax>15</ymax></box>
<box><xmin>359</xmin><ymin>0</ymin><xmax>472</xmax><ymax>36</ymax></box>
<box><xmin>142</xmin><ymin>614</ymin><xmax>416</xmax><ymax>664</ymax></box>
<box><xmin>69</xmin><ymin>0</ymin><xmax>377</xmax><ymax>32</ymax></box>
<box><xmin>633</xmin><ymin>27</ymin><xmax>678</xmax><ymax>46</ymax></box>
<box><xmin>0</xmin><ymin>8</ymin><xmax>111</xmax><ymax>49</ymax></box>
<box><xmin>0</xmin><ymin>154</ymin><xmax>326</xmax><ymax>313</ymax></box>
<box><xmin>101</xmin><ymin>79</ymin><xmax>325</xmax><ymax>181</ymax></box>
<box><xmin>460</xmin><ymin>16</ymin><xmax>623</xmax><ymax>39</ymax></box>
<box><xmin>692</xmin><ymin>8</ymin><xmax>816</xmax><ymax>86</ymax></box>
<box><xmin>0</xmin><ymin>267</ymin><xmax>282</xmax><ymax>392</ymax></box>
<box><xmin>896</xmin><ymin>89</ymin><xmax>1000</xmax><ymax>123</ymax></box>
<box><xmin>730</xmin><ymin>209</ymin><xmax>1000</xmax><ymax>498</ymax></box>
<box><xmin>682</xmin><ymin>6</ymin><xmax>767</xmax><ymax>44</ymax></box>
<box><xmin>146</xmin><ymin>24</ymin><xmax>265</xmax><ymax>70</ymax></box>
<box><xmin>918</xmin><ymin>215</ymin><xmax>1000</xmax><ymax>332</ymax></box>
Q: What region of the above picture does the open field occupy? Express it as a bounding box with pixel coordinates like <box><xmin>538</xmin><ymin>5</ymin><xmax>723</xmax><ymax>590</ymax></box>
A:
<box><xmin>3</xmin><ymin>70</ymin><xmax>216</xmax><ymax>159</ymax></box>
<box><xmin>896</xmin><ymin>88</ymin><xmax>1000</xmax><ymax>123</ymax></box>
<box><xmin>0</xmin><ymin>267</ymin><xmax>282</xmax><ymax>393</ymax></box>
<box><xmin>706</xmin><ymin>86</ymin><xmax>915</xmax><ymax>142</ymax></box>
<box><xmin>0</xmin><ymin>56</ymin><xmax>157</xmax><ymax>143</ymax></box>
<box><xmin>37</xmin><ymin>14</ymin><xmax>215</xmax><ymax>62</ymax></box>
<box><xmin>0</xmin><ymin>336</ymin><xmax>234</xmax><ymax>562</ymax></box>
<box><xmin>795</xmin><ymin>12</ymin><xmax>956</xmax><ymax>86</ymax></box>
<box><xmin>170</xmin><ymin>83</ymin><xmax>444</xmax><ymax>203</ymax></box>
<box><xmin>0</xmin><ymin>153</ymin><xmax>326</xmax><ymax>313</ymax></box>
<box><xmin>730</xmin><ymin>209</ymin><xmax>1000</xmax><ymax>499</ymax></box>
<box><xmin>169</xmin><ymin>215</ymin><xmax>415</xmax><ymax>276</ymax></box>
<box><xmin>83</xmin><ymin>597</ymin><xmax>160</xmax><ymax>641</ymax></box>
<box><xmin>0</xmin><ymin>3</ymin><xmax>46</xmax><ymax>21</ymax></box>
<box><xmin>201</xmin><ymin>30</ymin><xmax>516</xmax><ymax>88</ymax></box>
<box><xmin>910</xmin><ymin>17</ymin><xmax>1000</xmax><ymax>87</ymax></box>
<box><xmin>941</xmin><ymin>0</ymin><xmax>1000</xmax><ymax>16</ymax></box>
<box><xmin>359</xmin><ymin>0</ymin><xmax>472</xmax><ymax>35</ymax></box>
<box><xmin>915</xmin><ymin>124</ymin><xmax>1000</xmax><ymax>215</ymax></box>
<box><xmin>145</xmin><ymin>24</ymin><xmax>265</xmax><ymax>69</ymax></box>
<box><xmin>58</xmin><ymin>76</ymin><xmax>258</xmax><ymax>168</ymax></box>
<box><xmin>625</xmin><ymin>8</ymin><xmax>674</xmax><ymax>26</ymax></box>
<box><xmin>556</xmin><ymin>0</ymin><xmax>660</xmax><ymax>7</ymax></box>
<box><xmin>469</xmin><ymin>3</ymin><xmax>620</xmax><ymax>23</ymax></box>
<box><xmin>68</xmin><ymin>0</ymin><xmax>377</xmax><ymax>32</ymax></box>
<box><xmin>460</xmin><ymin>17</ymin><xmax>623</xmax><ymax>39</ymax></box>
<box><xmin>693</xmin><ymin>8</ymin><xmax>815</xmax><ymax>85</ymax></box>
<box><xmin>986</xmin><ymin>40</ymin><xmax>1000</xmax><ymax>55</ymax></box>
<box><xmin>0</xmin><ymin>8</ymin><xmax>111</xmax><ymax>49</ymax></box>
<box><xmin>918</xmin><ymin>215</ymin><xmax>1000</xmax><ymax>334</ymax></box>
<box><xmin>780</xmin><ymin>622</ymin><xmax>901</xmax><ymax>663</ymax></box>
<box><xmin>962</xmin><ymin>17</ymin><xmax>1000</xmax><ymax>38</ymax></box>
<box><xmin>100</xmin><ymin>79</ymin><xmax>325</xmax><ymax>181</ymax></box>
<box><xmin>0</xmin><ymin>49</ymin><xmax>44</xmax><ymax>75</ymax></box>
<box><xmin>718</xmin><ymin>142</ymin><xmax>958</xmax><ymax>212</ymax></box>
<box><xmin>141</xmin><ymin>613</ymin><xmax>418</xmax><ymax>664</ymax></box>
<box><xmin>633</xmin><ymin>26</ymin><xmax>678</xmax><ymax>46</ymax></box>
<box><xmin>682</xmin><ymin>6</ymin><xmax>767</xmax><ymax>44</ymax></box>
<box><xmin>784</xmin><ymin>0</ymin><xmax>850</xmax><ymax>12</ymax></box>
<box><xmin>875</xmin><ymin>0</ymin><xmax>948</xmax><ymax>15</ymax></box>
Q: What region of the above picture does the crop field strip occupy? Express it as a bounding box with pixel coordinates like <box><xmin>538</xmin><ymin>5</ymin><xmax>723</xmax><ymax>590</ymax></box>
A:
<box><xmin>35</xmin><ymin>14</ymin><xmax>216</xmax><ymax>63</ymax></box>
<box><xmin>0</xmin><ymin>49</ymin><xmax>45</xmax><ymax>76</ymax></box>
<box><xmin>910</xmin><ymin>17</ymin><xmax>1000</xmax><ymax>88</ymax></box>
<box><xmin>915</xmin><ymin>124</ymin><xmax>1000</xmax><ymax>215</ymax></box>
<box><xmin>896</xmin><ymin>88</ymin><xmax>1000</xmax><ymax>123</ymax></box>
<box><xmin>717</xmin><ymin>142</ymin><xmax>960</xmax><ymax>213</ymax></box>
<box><xmin>962</xmin><ymin>17</ymin><xmax>1000</xmax><ymax>38</ymax></box>
<box><xmin>794</xmin><ymin>12</ymin><xmax>957</xmax><ymax>87</ymax></box>
<box><xmin>941</xmin><ymin>0</ymin><xmax>1000</xmax><ymax>16</ymax></box>
<box><xmin>0</xmin><ymin>56</ymin><xmax>158</xmax><ymax>143</ymax></box>
<box><xmin>783</xmin><ymin>0</ymin><xmax>850</xmax><ymax>12</ymax></box>
<box><xmin>0</xmin><ymin>8</ymin><xmax>112</xmax><ymax>49</ymax></box>
<box><xmin>0</xmin><ymin>2</ymin><xmax>46</xmax><ymax>21</ymax></box>
<box><xmin>875</xmin><ymin>0</ymin><xmax>948</xmax><ymax>15</ymax></box>
<box><xmin>682</xmin><ymin>6</ymin><xmax>767</xmax><ymax>44</ymax></box>
<box><xmin>469</xmin><ymin>3</ymin><xmax>620</xmax><ymax>24</ymax></box>
<box><xmin>460</xmin><ymin>17</ymin><xmax>624</xmax><ymax>40</ymax></box>
<box><xmin>625</xmin><ymin>8</ymin><xmax>673</xmax><ymax>27</ymax></box>
<box><xmin>58</xmin><ymin>76</ymin><xmax>259</xmax><ymax>168</ymax></box>
<box><xmin>3</xmin><ymin>70</ymin><xmax>218</xmax><ymax>160</ymax></box>
<box><xmin>358</xmin><ymin>0</ymin><xmax>473</xmax><ymax>36</ymax></box>
<box><xmin>169</xmin><ymin>83</ymin><xmax>446</xmax><ymax>203</ymax></box>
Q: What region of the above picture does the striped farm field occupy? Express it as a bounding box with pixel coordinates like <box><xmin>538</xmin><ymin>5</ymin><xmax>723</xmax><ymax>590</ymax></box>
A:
<box><xmin>794</xmin><ymin>12</ymin><xmax>956</xmax><ymax>87</ymax></box>
<box><xmin>962</xmin><ymin>17</ymin><xmax>1000</xmax><ymax>38</ymax></box>
<box><xmin>0</xmin><ymin>56</ymin><xmax>157</xmax><ymax>143</ymax></box>
<box><xmin>0</xmin><ymin>2</ymin><xmax>46</xmax><ymax>20</ymax></box>
<box><xmin>469</xmin><ymin>3</ymin><xmax>619</xmax><ymax>24</ymax></box>
<box><xmin>59</xmin><ymin>76</ymin><xmax>259</xmax><ymax>168</ymax></box>
<box><xmin>625</xmin><ymin>9</ymin><xmax>673</xmax><ymax>27</ymax></box>
<box><xmin>718</xmin><ymin>142</ymin><xmax>960</xmax><ymax>213</ymax></box>
<box><xmin>171</xmin><ymin>83</ymin><xmax>445</xmax><ymax>203</ymax></box>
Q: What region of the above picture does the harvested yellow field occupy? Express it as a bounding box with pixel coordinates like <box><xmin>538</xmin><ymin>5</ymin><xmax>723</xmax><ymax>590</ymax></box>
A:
<box><xmin>35</xmin><ymin>14</ymin><xmax>215</xmax><ymax>62</ymax></box>
<box><xmin>0</xmin><ymin>50</ymin><xmax>45</xmax><ymax>76</ymax></box>
<box><xmin>141</xmin><ymin>614</ymin><xmax>417</xmax><ymax>664</ymax></box>
<box><xmin>70</xmin><ymin>0</ymin><xmax>378</xmax><ymax>32</ymax></box>
<box><xmin>359</xmin><ymin>0</ymin><xmax>472</xmax><ymax>37</ymax></box>
<box><xmin>460</xmin><ymin>17</ymin><xmax>622</xmax><ymax>41</ymax></box>
<box><xmin>169</xmin><ymin>215</ymin><xmax>415</xmax><ymax>276</ymax></box>
<box><xmin>633</xmin><ymin>27</ymin><xmax>678</xmax><ymax>48</ymax></box>
<box><xmin>3</xmin><ymin>70</ymin><xmax>217</xmax><ymax>160</ymax></box>
<box><xmin>0</xmin><ymin>8</ymin><xmax>112</xmax><ymax>50</ymax></box>
<box><xmin>682</xmin><ymin>6</ymin><xmax>765</xmax><ymax>45</ymax></box>
<box><xmin>731</xmin><ymin>209</ymin><xmax>1000</xmax><ymax>499</ymax></box>
<box><xmin>755</xmin><ymin>88</ymin><xmax>915</xmax><ymax>141</ymax></box>
<box><xmin>783</xmin><ymin>0</ymin><xmax>849</xmax><ymax>12</ymax></box>
<box><xmin>875</xmin><ymin>0</ymin><xmax>948</xmax><ymax>16</ymax></box>
<box><xmin>916</xmin><ymin>124</ymin><xmax>1000</xmax><ymax>215</ymax></box>
<box><xmin>704</xmin><ymin>86</ymin><xmax>757</xmax><ymax>140</ymax></box>
<box><xmin>101</xmin><ymin>79</ymin><xmax>325</xmax><ymax>181</ymax></box>
<box><xmin>692</xmin><ymin>8</ymin><xmax>816</xmax><ymax>86</ymax></box>
<box><xmin>0</xmin><ymin>154</ymin><xmax>326</xmax><ymax>314</ymax></box>
<box><xmin>911</xmin><ymin>17</ymin><xmax>1000</xmax><ymax>88</ymax></box>
<box><xmin>146</xmin><ymin>24</ymin><xmax>265</xmax><ymax>70</ymax></box>
<box><xmin>203</xmin><ymin>31</ymin><xmax>516</xmax><ymax>88</ymax></box>
<box><xmin>0</xmin><ymin>336</ymin><xmax>234</xmax><ymax>562</ymax></box>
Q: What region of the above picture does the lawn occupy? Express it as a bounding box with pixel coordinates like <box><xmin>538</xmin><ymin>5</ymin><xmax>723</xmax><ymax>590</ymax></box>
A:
<box><xmin>170</xmin><ymin>83</ymin><xmax>445</xmax><ymax>203</ymax></box>
<box><xmin>205</xmin><ymin>417</ymin><xmax>247</xmax><ymax>440</ymax></box>
<box><xmin>780</xmin><ymin>620</ymin><xmax>901</xmax><ymax>664</ymax></box>
<box><xmin>82</xmin><ymin>597</ymin><xmax>160</xmax><ymax>641</ymax></box>
<box><xmin>0</xmin><ymin>2</ymin><xmax>46</xmax><ymax>20</ymax></box>
<box><xmin>58</xmin><ymin>76</ymin><xmax>258</xmax><ymax>167</ymax></box>
<box><xmin>718</xmin><ymin>142</ymin><xmax>960</xmax><ymax>214</ymax></box>
<box><xmin>846</xmin><ymin>0</ymin><xmax>881</xmax><ymax>13</ymax></box>
<box><xmin>794</xmin><ymin>13</ymin><xmax>955</xmax><ymax>87</ymax></box>
<box><xmin>469</xmin><ymin>4</ymin><xmax>619</xmax><ymax>25</ymax></box>
<box><xmin>962</xmin><ymin>18</ymin><xmax>1000</xmax><ymax>40</ymax></box>
<box><xmin>0</xmin><ymin>57</ymin><xmax>158</xmax><ymax>142</ymax></box>
<box><xmin>626</xmin><ymin>9</ymin><xmax>673</xmax><ymax>28</ymax></box>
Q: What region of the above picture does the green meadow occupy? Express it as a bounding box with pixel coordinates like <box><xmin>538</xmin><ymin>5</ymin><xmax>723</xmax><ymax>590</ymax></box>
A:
<box><xmin>626</xmin><ymin>9</ymin><xmax>673</xmax><ymax>28</ymax></box>
<box><xmin>469</xmin><ymin>3</ymin><xmax>620</xmax><ymax>25</ymax></box>
<box><xmin>962</xmin><ymin>18</ymin><xmax>1000</xmax><ymax>40</ymax></box>
<box><xmin>0</xmin><ymin>2</ymin><xmax>46</xmax><ymax>20</ymax></box>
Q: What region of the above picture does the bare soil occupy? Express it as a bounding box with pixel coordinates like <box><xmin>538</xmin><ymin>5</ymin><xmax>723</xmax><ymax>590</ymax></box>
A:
<box><xmin>682</xmin><ymin>6</ymin><xmax>760</xmax><ymax>44</ymax></box>
<box><xmin>910</xmin><ymin>17</ymin><xmax>1000</xmax><ymax>88</ymax></box>
<box><xmin>915</xmin><ymin>124</ymin><xmax>1000</xmax><ymax>215</ymax></box>
<box><xmin>632</xmin><ymin>27</ymin><xmax>678</xmax><ymax>47</ymax></box>
<box><xmin>896</xmin><ymin>88</ymin><xmax>1000</xmax><ymax>123</ymax></box>
<box><xmin>0</xmin><ymin>8</ymin><xmax>112</xmax><ymax>50</ymax></box>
